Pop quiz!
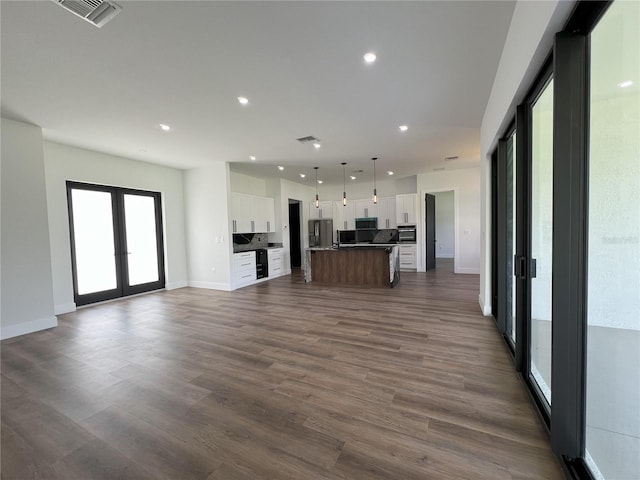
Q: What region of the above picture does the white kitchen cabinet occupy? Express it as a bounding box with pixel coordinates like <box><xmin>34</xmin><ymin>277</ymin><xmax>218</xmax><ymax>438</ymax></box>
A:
<box><xmin>355</xmin><ymin>198</ymin><xmax>378</xmax><ymax>219</ymax></box>
<box><xmin>396</xmin><ymin>193</ymin><xmax>417</xmax><ymax>225</ymax></box>
<box><xmin>232</xmin><ymin>251</ymin><xmax>257</xmax><ymax>288</ymax></box>
<box><xmin>334</xmin><ymin>200</ymin><xmax>355</xmax><ymax>231</ymax></box>
<box><xmin>231</xmin><ymin>193</ymin><xmax>276</xmax><ymax>233</ymax></box>
<box><xmin>309</xmin><ymin>200</ymin><xmax>333</xmax><ymax>220</ymax></box>
<box><xmin>377</xmin><ymin>197</ymin><xmax>397</xmax><ymax>229</ymax></box>
<box><xmin>398</xmin><ymin>244</ymin><xmax>417</xmax><ymax>271</ymax></box>
<box><xmin>267</xmin><ymin>248</ymin><xmax>284</xmax><ymax>278</ymax></box>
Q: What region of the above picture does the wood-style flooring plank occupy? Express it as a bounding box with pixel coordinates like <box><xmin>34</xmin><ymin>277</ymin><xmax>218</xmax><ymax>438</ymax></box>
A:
<box><xmin>1</xmin><ymin>260</ymin><xmax>563</xmax><ymax>479</ymax></box>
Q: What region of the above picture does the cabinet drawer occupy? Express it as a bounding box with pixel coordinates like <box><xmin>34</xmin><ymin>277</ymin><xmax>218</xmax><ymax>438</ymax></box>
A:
<box><xmin>268</xmin><ymin>255</ymin><xmax>283</xmax><ymax>266</ymax></box>
<box><xmin>233</xmin><ymin>253</ymin><xmax>256</xmax><ymax>272</ymax></box>
<box><xmin>235</xmin><ymin>270</ymin><xmax>257</xmax><ymax>286</ymax></box>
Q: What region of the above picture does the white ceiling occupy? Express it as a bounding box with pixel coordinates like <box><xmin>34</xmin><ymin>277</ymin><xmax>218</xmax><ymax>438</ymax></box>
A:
<box><xmin>1</xmin><ymin>0</ymin><xmax>515</xmax><ymax>186</ymax></box>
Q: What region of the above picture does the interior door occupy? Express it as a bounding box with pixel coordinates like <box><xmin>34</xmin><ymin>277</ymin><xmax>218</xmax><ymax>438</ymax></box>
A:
<box><xmin>67</xmin><ymin>182</ymin><xmax>165</xmax><ymax>306</ymax></box>
<box><xmin>425</xmin><ymin>193</ymin><xmax>436</xmax><ymax>270</ymax></box>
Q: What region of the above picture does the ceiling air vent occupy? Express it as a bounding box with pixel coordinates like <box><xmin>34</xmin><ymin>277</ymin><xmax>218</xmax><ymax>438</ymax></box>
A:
<box><xmin>52</xmin><ymin>0</ymin><xmax>122</xmax><ymax>28</ymax></box>
<box><xmin>296</xmin><ymin>136</ymin><xmax>319</xmax><ymax>144</ymax></box>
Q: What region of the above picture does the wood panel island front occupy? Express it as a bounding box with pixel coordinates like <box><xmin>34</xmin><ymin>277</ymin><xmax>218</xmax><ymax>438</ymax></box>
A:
<box><xmin>304</xmin><ymin>245</ymin><xmax>400</xmax><ymax>287</ymax></box>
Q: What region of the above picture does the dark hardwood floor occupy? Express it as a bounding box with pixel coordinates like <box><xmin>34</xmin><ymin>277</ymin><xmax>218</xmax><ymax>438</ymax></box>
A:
<box><xmin>1</xmin><ymin>261</ymin><xmax>563</xmax><ymax>479</ymax></box>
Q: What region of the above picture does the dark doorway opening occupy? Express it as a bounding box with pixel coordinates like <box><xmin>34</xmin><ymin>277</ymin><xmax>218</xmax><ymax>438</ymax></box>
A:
<box><xmin>425</xmin><ymin>193</ymin><xmax>436</xmax><ymax>270</ymax></box>
<box><xmin>288</xmin><ymin>200</ymin><xmax>302</xmax><ymax>268</ymax></box>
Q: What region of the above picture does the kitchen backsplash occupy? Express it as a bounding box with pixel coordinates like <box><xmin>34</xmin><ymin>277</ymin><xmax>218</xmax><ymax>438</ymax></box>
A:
<box><xmin>233</xmin><ymin>233</ymin><xmax>268</xmax><ymax>252</ymax></box>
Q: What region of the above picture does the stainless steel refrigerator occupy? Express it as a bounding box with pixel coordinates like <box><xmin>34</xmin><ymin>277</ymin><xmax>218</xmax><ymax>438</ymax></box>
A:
<box><xmin>309</xmin><ymin>219</ymin><xmax>333</xmax><ymax>248</ymax></box>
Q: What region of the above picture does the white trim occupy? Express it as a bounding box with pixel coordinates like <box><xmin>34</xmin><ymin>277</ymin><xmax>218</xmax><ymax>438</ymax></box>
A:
<box><xmin>1</xmin><ymin>316</ymin><xmax>58</xmax><ymax>340</ymax></box>
<box><xmin>188</xmin><ymin>281</ymin><xmax>232</xmax><ymax>291</ymax></box>
<box><xmin>165</xmin><ymin>280</ymin><xmax>188</xmax><ymax>290</ymax></box>
<box><xmin>54</xmin><ymin>302</ymin><xmax>76</xmax><ymax>315</ymax></box>
<box><xmin>479</xmin><ymin>294</ymin><xmax>492</xmax><ymax>316</ymax></box>
<box><xmin>456</xmin><ymin>267</ymin><xmax>480</xmax><ymax>275</ymax></box>
<box><xmin>436</xmin><ymin>253</ymin><xmax>454</xmax><ymax>259</ymax></box>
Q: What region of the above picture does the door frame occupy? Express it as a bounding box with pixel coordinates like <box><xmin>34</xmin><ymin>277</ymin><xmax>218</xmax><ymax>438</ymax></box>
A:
<box><xmin>66</xmin><ymin>181</ymin><xmax>166</xmax><ymax>306</ymax></box>
<box><xmin>419</xmin><ymin>187</ymin><xmax>458</xmax><ymax>273</ymax></box>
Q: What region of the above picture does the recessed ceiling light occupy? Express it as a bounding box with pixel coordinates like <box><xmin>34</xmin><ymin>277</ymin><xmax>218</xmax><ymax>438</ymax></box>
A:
<box><xmin>313</xmin><ymin>143</ymin><xmax>321</xmax><ymax>149</ymax></box>
<box><xmin>278</xmin><ymin>166</ymin><xmax>284</xmax><ymax>171</ymax></box>
<box><xmin>299</xmin><ymin>173</ymin><xmax>306</xmax><ymax>178</ymax></box>
<box><xmin>387</xmin><ymin>171</ymin><xmax>394</xmax><ymax>176</ymax></box>
<box><xmin>237</xmin><ymin>96</ymin><xmax>249</xmax><ymax>105</ymax></box>
<box><xmin>249</xmin><ymin>156</ymin><xmax>256</xmax><ymax>161</ymax></box>
<box><xmin>350</xmin><ymin>176</ymin><xmax>356</xmax><ymax>180</ymax></box>
<box><xmin>618</xmin><ymin>80</ymin><xmax>633</xmax><ymax>88</ymax></box>
<box><xmin>363</xmin><ymin>52</ymin><xmax>376</xmax><ymax>63</ymax></box>
<box><xmin>399</xmin><ymin>125</ymin><xmax>408</xmax><ymax>132</ymax></box>
<box><xmin>159</xmin><ymin>124</ymin><xmax>171</xmax><ymax>131</ymax></box>
<box><xmin>317</xmin><ymin>180</ymin><xmax>323</xmax><ymax>184</ymax></box>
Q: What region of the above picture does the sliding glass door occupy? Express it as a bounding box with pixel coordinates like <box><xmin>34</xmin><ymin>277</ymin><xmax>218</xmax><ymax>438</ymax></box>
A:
<box><xmin>585</xmin><ymin>1</ymin><xmax>640</xmax><ymax>477</ymax></box>
<box><xmin>67</xmin><ymin>182</ymin><xmax>165</xmax><ymax>306</ymax></box>
<box><xmin>529</xmin><ymin>77</ymin><xmax>554</xmax><ymax>406</ymax></box>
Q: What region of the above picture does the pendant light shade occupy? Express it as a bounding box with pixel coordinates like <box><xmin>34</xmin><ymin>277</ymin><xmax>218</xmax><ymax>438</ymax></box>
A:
<box><xmin>372</xmin><ymin>157</ymin><xmax>378</xmax><ymax>204</ymax></box>
<box><xmin>341</xmin><ymin>162</ymin><xmax>347</xmax><ymax>206</ymax></box>
<box><xmin>314</xmin><ymin>167</ymin><xmax>319</xmax><ymax>208</ymax></box>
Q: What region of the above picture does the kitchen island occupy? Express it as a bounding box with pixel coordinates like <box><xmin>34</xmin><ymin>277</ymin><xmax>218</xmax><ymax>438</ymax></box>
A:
<box><xmin>304</xmin><ymin>245</ymin><xmax>400</xmax><ymax>287</ymax></box>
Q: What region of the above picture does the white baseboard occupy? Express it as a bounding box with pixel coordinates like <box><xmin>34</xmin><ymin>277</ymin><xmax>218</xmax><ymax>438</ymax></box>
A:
<box><xmin>188</xmin><ymin>281</ymin><xmax>232</xmax><ymax>291</ymax></box>
<box><xmin>455</xmin><ymin>267</ymin><xmax>480</xmax><ymax>274</ymax></box>
<box><xmin>436</xmin><ymin>253</ymin><xmax>454</xmax><ymax>259</ymax></box>
<box><xmin>478</xmin><ymin>294</ymin><xmax>492</xmax><ymax>316</ymax></box>
<box><xmin>1</xmin><ymin>316</ymin><xmax>58</xmax><ymax>340</ymax></box>
<box><xmin>54</xmin><ymin>303</ymin><xmax>76</xmax><ymax>315</ymax></box>
<box><xmin>165</xmin><ymin>280</ymin><xmax>188</xmax><ymax>290</ymax></box>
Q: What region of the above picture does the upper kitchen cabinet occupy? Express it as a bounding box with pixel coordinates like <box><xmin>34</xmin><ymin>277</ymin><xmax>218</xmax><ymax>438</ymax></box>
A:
<box><xmin>334</xmin><ymin>200</ymin><xmax>355</xmax><ymax>230</ymax></box>
<box><xmin>377</xmin><ymin>197</ymin><xmax>397</xmax><ymax>229</ymax></box>
<box><xmin>396</xmin><ymin>193</ymin><xmax>417</xmax><ymax>225</ymax></box>
<box><xmin>355</xmin><ymin>198</ymin><xmax>378</xmax><ymax>219</ymax></box>
<box><xmin>231</xmin><ymin>193</ymin><xmax>276</xmax><ymax>233</ymax></box>
<box><xmin>309</xmin><ymin>200</ymin><xmax>333</xmax><ymax>220</ymax></box>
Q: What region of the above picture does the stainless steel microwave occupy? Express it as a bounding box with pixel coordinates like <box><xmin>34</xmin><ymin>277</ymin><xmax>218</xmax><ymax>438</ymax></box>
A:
<box><xmin>397</xmin><ymin>225</ymin><xmax>416</xmax><ymax>243</ymax></box>
<box><xmin>355</xmin><ymin>217</ymin><xmax>377</xmax><ymax>229</ymax></box>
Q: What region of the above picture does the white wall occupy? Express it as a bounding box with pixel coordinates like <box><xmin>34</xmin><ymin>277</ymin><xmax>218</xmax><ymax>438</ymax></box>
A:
<box><xmin>478</xmin><ymin>0</ymin><xmax>576</xmax><ymax>315</ymax></box>
<box><xmin>183</xmin><ymin>163</ymin><xmax>233</xmax><ymax>290</ymax></box>
<box><xmin>433</xmin><ymin>190</ymin><xmax>455</xmax><ymax>258</ymax></box>
<box><xmin>230</xmin><ymin>171</ymin><xmax>267</xmax><ymax>196</ymax></box>
<box><xmin>43</xmin><ymin>142</ymin><xmax>188</xmax><ymax>313</ymax></box>
<box><xmin>1</xmin><ymin>118</ymin><xmax>56</xmax><ymax>339</ymax></box>
<box><xmin>417</xmin><ymin>168</ymin><xmax>481</xmax><ymax>274</ymax></box>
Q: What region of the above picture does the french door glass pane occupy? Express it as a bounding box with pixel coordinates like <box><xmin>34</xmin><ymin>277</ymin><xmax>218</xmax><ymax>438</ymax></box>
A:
<box><xmin>506</xmin><ymin>133</ymin><xmax>516</xmax><ymax>343</ymax></box>
<box><xmin>530</xmin><ymin>79</ymin><xmax>553</xmax><ymax>404</ymax></box>
<box><xmin>585</xmin><ymin>1</ymin><xmax>640</xmax><ymax>478</ymax></box>
<box><xmin>71</xmin><ymin>189</ymin><xmax>117</xmax><ymax>295</ymax></box>
<box><xmin>124</xmin><ymin>194</ymin><xmax>160</xmax><ymax>286</ymax></box>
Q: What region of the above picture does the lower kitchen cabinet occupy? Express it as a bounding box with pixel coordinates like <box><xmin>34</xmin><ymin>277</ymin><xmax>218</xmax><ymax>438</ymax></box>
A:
<box><xmin>267</xmin><ymin>248</ymin><xmax>285</xmax><ymax>278</ymax></box>
<box><xmin>232</xmin><ymin>251</ymin><xmax>257</xmax><ymax>288</ymax></box>
<box><xmin>398</xmin><ymin>244</ymin><xmax>417</xmax><ymax>271</ymax></box>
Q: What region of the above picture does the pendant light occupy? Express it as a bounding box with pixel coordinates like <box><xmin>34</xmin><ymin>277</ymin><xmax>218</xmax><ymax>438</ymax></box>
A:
<box><xmin>341</xmin><ymin>162</ymin><xmax>347</xmax><ymax>206</ymax></box>
<box><xmin>372</xmin><ymin>157</ymin><xmax>378</xmax><ymax>204</ymax></box>
<box><xmin>314</xmin><ymin>167</ymin><xmax>319</xmax><ymax>208</ymax></box>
